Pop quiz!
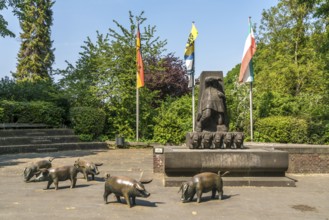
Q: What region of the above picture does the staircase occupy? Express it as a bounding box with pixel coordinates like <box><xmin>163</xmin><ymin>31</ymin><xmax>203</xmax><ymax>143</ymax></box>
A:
<box><xmin>0</xmin><ymin>123</ymin><xmax>108</xmax><ymax>154</ymax></box>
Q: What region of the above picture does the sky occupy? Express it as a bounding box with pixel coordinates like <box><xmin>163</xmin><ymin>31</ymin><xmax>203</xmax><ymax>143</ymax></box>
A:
<box><xmin>0</xmin><ymin>0</ymin><xmax>279</xmax><ymax>81</ymax></box>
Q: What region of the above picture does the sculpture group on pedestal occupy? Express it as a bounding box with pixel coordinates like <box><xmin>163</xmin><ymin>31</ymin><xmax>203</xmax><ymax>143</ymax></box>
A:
<box><xmin>187</xmin><ymin>71</ymin><xmax>245</xmax><ymax>149</ymax></box>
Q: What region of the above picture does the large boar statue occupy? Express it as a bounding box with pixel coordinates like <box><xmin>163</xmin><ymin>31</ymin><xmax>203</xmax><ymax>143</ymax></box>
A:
<box><xmin>103</xmin><ymin>173</ymin><xmax>152</xmax><ymax>208</ymax></box>
<box><xmin>179</xmin><ymin>171</ymin><xmax>229</xmax><ymax>203</ymax></box>
<box><xmin>23</xmin><ymin>158</ymin><xmax>54</xmax><ymax>182</ymax></box>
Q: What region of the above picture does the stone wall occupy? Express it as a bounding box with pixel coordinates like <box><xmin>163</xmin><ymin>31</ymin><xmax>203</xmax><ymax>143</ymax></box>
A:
<box><xmin>153</xmin><ymin>143</ymin><xmax>329</xmax><ymax>174</ymax></box>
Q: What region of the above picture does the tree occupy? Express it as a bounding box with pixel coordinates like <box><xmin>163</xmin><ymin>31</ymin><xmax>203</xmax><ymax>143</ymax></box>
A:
<box><xmin>224</xmin><ymin>64</ymin><xmax>250</xmax><ymax>133</ymax></box>
<box><xmin>223</xmin><ymin>0</ymin><xmax>329</xmax><ymax>143</ymax></box>
<box><xmin>145</xmin><ymin>53</ymin><xmax>189</xmax><ymax>100</ymax></box>
<box><xmin>0</xmin><ymin>0</ymin><xmax>21</xmax><ymax>37</ymax></box>
<box><xmin>58</xmin><ymin>11</ymin><xmax>171</xmax><ymax>139</ymax></box>
<box><xmin>58</xmin><ymin>33</ymin><xmax>111</xmax><ymax>108</ymax></box>
<box><xmin>13</xmin><ymin>0</ymin><xmax>55</xmax><ymax>82</ymax></box>
<box><xmin>254</xmin><ymin>0</ymin><xmax>329</xmax><ymax>143</ymax></box>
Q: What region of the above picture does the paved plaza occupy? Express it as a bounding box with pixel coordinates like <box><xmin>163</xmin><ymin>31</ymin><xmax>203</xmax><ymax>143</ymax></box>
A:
<box><xmin>0</xmin><ymin>148</ymin><xmax>328</xmax><ymax>220</ymax></box>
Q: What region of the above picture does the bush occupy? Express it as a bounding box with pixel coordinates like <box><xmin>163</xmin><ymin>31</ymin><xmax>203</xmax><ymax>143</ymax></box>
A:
<box><xmin>254</xmin><ymin>116</ymin><xmax>308</xmax><ymax>143</ymax></box>
<box><xmin>153</xmin><ymin>95</ymin><xmax>193</xmax><ymax>145</ymax></box>
<box><xmin>0</xmin><ymin>100</ymin><xmax>64</xmax><ymax>126</ymax></box>
<box><xmin>70</xmin><ymin>107</ymin><xmax>106</xmax><ymax>139</ymax></box>
<box><xmin>78</xmin><ymin>134</ymin><xmax>94</xmax><ymax>142</ymax></box>
<box><xmin>0</xmin><ymin>107</ymin><xmax>3</xmax><ymax>121</ymax></box>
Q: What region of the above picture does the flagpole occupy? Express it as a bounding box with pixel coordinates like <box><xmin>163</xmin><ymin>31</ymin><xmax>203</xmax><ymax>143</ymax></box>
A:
<box><xmin>192</xmin><ymin>21</ymin><xmax>196</xmax><ymax>132</ymax></box>
<box><xmin>249</xmin><ymin>82</ymin><xmax>253</xmax><ymax>141</ymax></box>
<box><xmin>136</xmin><ymin>87</ymin><xmax>139</xmax><ymax>141</ymax></box>
<box><xmin>248</xmin><ymin>16</ymin><xmax>254</xmax><ymax>142</ymax></box>
<box><xmin>136</xmin><ymin>21</ymin><xmax>140</xmax><ymax>142</ymax></box>
<box><xmin>192</xmin><ymin>78</ymin><xmax>195</xmax><ymax>132</ymax></box>
<box><xmin>191</xmin><ymin>21</ymin><xmax>196</xmax><ymax>132</ymax></box>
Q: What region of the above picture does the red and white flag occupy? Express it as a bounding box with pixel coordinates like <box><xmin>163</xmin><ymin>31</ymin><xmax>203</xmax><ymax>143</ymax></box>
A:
<box><xmin>239</xmin><ymin>18</ymin><xmax>256</xmax><ymax>83</ymax></box>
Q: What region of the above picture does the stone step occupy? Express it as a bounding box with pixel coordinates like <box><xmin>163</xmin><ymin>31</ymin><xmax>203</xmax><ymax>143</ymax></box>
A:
<box><xmin>0</xmin><ymin>142</ymin><xmax>109</xmax><ymax>154</ymax></box>
<box><xmin>164</xmin><ymin>176</ymin><xmax>296</xmax><ymax>187</ymax></box>
<box><xmin>0</xmin><ymin>123</ymin><xmax>51</xmax><ymax>129</ymax></box>
<box><xmin>0</xmin><ymin>135</ymin><xmax>80</xmax><ymax>145</ymax></box>
<box><xmin>0</xmin><ymin>128</ymin><xmax>75</xmax><ymax>137</ymax></box>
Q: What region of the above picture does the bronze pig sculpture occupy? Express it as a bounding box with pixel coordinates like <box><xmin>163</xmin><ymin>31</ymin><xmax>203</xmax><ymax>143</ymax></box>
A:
<box><xmin>179</xmin><ymin>171</ymin><xmax>229</xmax><ymax>203</ymax></box>
<box><xmin>74</xmin><ymin>158</ymin><xmax>103</xmax><ymax>181</ymax></box>
<box><xmin>188</xmin><ymin>132</ymin><xmax>201</xmax><ymax>149</ymax></box>
<box><xmin>103</xmin><ymin>174</ymin><xmax>152</xmax><ymax>208</ymax></box>
<box><xmin>233</xmin><ymin>132</ymin><xmax>244</xmax><ymax>149</ymax></box>
<box><xmin>213</xmin><ymin>132</ymin><xmax>225</xmax><ymax>149</ymax></box>
<box><xmin>202</xmin><ymin>132</ymin><xmax>213</xmax><ymax>149</ymax></box>
<box><xmin>35</xmin><ymin>165</ymin><xmax>79</xmax><ymax>190</ymax></box>
<box><xmin>23</xmin><ymin>157</ymin><xmax>54</xmax><ymax>182</ymax></box>
<box><xmin>223</xmin><ymin>132</ymin><xmax>234</xmax><ymax>149</ymax></box>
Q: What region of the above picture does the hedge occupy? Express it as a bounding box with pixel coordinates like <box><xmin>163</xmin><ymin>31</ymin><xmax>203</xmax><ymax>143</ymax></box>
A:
<box><xmin>254</xmin><ymin>116</ymin><xmax>308</xmax><ymax>143</ymax></box>
<box><xmin>0</xmin><ymin>100</ymin><xmax>64</xmax><ymax>127</ymax></box>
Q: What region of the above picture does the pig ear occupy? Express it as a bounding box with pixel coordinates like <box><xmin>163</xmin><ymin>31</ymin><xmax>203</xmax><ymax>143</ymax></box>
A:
<box><xmin>104</xmin><ymin>173</ymin><xmax>110</xmax><ymax>179</ymax></box>
<box><xmin>74</xmin><ymin>158</ymin><xmax>80</xmax><ymax>165</ymax></box>
<box><xmin>178</xmin><ymin>184</ymin><xmax>184</xmax><ymax>193</ymax></box>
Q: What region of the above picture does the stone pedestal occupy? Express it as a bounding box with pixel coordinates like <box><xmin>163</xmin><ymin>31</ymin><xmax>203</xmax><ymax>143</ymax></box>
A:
<box><xmin>155</xmin><ymin>146</ymin><xmax>296</xmax><ymax>187</ymax></box>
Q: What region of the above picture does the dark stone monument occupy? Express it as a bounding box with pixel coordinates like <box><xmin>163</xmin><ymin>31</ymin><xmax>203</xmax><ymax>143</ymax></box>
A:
<box><xmin>157</xmin><ymin>71</ymin><xmax>295</xmax><ymax>187</ymax></box>
<box><xmin>186</xmin><ymin>71</ymin><xmax>244</xmax><ymax>149</ymax></box>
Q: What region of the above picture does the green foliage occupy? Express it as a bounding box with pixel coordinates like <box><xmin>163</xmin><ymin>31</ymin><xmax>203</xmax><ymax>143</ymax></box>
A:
<box><xmin>0</xmin><ymin>77</ymin><xmax>71</xmax><ymax>125</ymax></box>
<box><xmin>57</xmin><ymin>11</ymin><xmax>176</xmax><ymax>140</ymax></box>
<box><xmin>153</xmin><ymin>94</ymin><xmax>194</xmax><ymax>144</ymax></box>
<box><xmin>254</xmin><ymin>116</ymin><xmax>308</xmax><ymax>143</ymax></box>
<box><xmin>224</xmin><ymin>0</ymin><xmax>329</xmax><ymax>144</ymax></box>
<box><xmin>224</xmin><ymin>65</ymin><xmax>250</xmax><ymax>132</ymax></box>
<box><xmin>0</xmin><ymin>107</ymin><xmax>4</xmax><ymax>121</ymax></box>
<box><xmin>78</xmin><ymin>134</ymin><xmax>94</xmax><ymax>142</ymax></box>
<box><xmin>69</xmin><ymin>107</ymin><xmax>106</xmax><ymax>139</ymax></box>
<box><xmin>0</xmin><ymin>0</ymin><xmax>22</xmax><ymax>37</ymax></box>
<box><xmin>13</xmin><ymin>0</ymin><xmax>55</xmax><ymax>81</ymax></box>
<box><xmin>0</xmin><ymin>100</ymin><xmax>64</xmax><ymax>126</ymax></box>
<box><xmin>0</xmin><ymin>77</ymin><xmax>65</xmax><ymax>101</ymax></box>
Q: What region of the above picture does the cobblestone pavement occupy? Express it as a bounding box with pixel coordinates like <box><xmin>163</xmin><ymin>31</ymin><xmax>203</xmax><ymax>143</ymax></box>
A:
<box><xmin>0</xmin><ymin>149</ymin><xmax>328</xmax><ymax>220</ymax></box>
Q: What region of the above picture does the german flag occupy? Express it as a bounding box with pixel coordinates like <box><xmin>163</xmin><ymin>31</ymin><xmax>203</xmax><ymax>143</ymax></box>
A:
<box><xmin>136</xmin><ymin>24</ymin><xmax>144</xmax><ymax>88</ymax></box>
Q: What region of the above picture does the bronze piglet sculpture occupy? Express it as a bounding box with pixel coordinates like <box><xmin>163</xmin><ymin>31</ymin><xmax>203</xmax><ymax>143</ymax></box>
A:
<box><xmin>23</xmin><ymin>157</ymin><xmax>54</xmax><ymax>182</ymax></box>
<box><xmin>36</xmin><ymin>165</ymin><xmax>79</xmax><ymax>190</ymax></box>
<box><xmin>74</xmin><ymin>158</ymin><xmax>103</xmax><ymax>181</ymax></box>
<box><xmin>179</xmin><ymin>171</ymin><xmax>229</xmax><ymax>203</ymax></box>
<box><xmin>103</xmin><ymin>174</ymin><xmax>151</xmax><ymax>208</ymax></box>
<box><xmin>233</xmin><ymin>132</ymin><xmax>244</xmax><ymax>149</ymax></box>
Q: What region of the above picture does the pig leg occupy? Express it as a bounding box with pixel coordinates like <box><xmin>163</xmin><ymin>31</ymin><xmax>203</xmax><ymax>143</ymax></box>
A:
<box><xmin>211</xmin><ymin>188</ymin><xmax>217</xmax><ymax>199</ymax></box>
<box><xmin>189</xmin><ymin>192</ymin><xmax>196</xmax><ymax>202</ymax></box>
<box><xmin>115</xmin><ymin>195</ymin><xmax>121</xmax><ymax>203</ymax></box>
<box><xmin>83</xmin><ymin>170</ymin><xmax>88</xmax><ymax>181</ymax></box>
<box><xmin>53</xmin><ymin>178</ymin><xmax>59</xmax><ymax>190</ymax></box>
<box><xmin>103</xmin><ymin>190</ymin><xmax>112</xmax><ymax>204</ymax></box>
<box><xmin>45</xmin><ymin>179</ymin><xmax>53</xmax><ymax>190</ymax></box>
<box><xmin>123</xmin><ymin>193</ymin><xmax>132</xmax><ymax>207</ymax></box>
<box><xmin>131</xmin><ymin>196</ymin><xmax>136</xmax><ymax>205</ymax></box>
<box><xmin>196</xmin><ymin>189</ymin><xmax>203</xmax><ymax>203</ymax></box>
<box><xmin>217</xmin><ymin>184</ymin><xmax>223</xmax><ymax>200</ymax></box>
<box><xmin>196</xmin><ymin>183</ymin><xmax>203</xmax><ymax>203</ymax></box>
<box><xmin>91</xmin><ymin>174</ymin><xmax>95</xmax><ymax>180</ymax></box>
<box><xmin>70</xmin><ymin>178</ymin><xmax>77</xmax><ymax>189</ymax></box>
